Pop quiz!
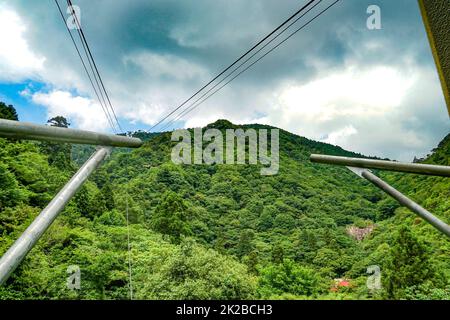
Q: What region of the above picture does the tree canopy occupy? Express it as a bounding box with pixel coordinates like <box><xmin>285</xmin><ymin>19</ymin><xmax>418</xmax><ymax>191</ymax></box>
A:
<box><xmin>0</xmin><ymin>105</ymin><xmax>448</xmax><ymax>300</ymax></box>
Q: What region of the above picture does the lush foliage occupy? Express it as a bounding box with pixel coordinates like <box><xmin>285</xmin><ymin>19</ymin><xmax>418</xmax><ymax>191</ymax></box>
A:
<box><xmin>0</xmin><ymin>102</ymin><xmax>18</xmax><ymax>121</ymax></box>
<box><xmin>0</xmin><ymin>107</ymin><xmax>448</xmax><ymax>300</ymax></box>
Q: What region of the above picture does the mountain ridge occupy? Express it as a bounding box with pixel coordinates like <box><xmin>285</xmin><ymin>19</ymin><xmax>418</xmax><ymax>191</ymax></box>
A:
<box><xmin>1</xmin><ymin>113</ymin><xmax>448</xmax><ymax>299</ymax></box>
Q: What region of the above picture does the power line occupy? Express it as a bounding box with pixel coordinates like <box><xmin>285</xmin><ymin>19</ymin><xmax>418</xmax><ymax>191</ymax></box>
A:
<box><xmin>125</xmin><ymin>196</ymin><xmax>133</xmax><ymax>300</ymax></box>
<box><xmin>148</xmin><ymin>0</ymin><xmax>316</xmax><ymax>131</ymax></box>
<box><xmin>159</xmin><ymin>0</ymin><xmax>323</xmax><ymax>131</ymax></box>
<box><xmin>160</xmin><ymin>0</ymin><xmax>340</xmax><ymax>132</ymax></box>
<box><xmin>66</xmin><ymin>0</ymin><xmax>123</xmax><ymax>132</ymax></box>
<box><xmin>64</xmin><ymin>0</ymin><xmax>117</xmax><ymax>133</ymax></box>
<box><xmin>54</xmin><ymin>0</ymin><xmax>117</xmax><ymax>132</ymax></box>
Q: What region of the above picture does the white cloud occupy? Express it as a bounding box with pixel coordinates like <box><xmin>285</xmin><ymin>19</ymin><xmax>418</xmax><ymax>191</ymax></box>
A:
<box><xmin>123</xmin><ymin>101</ymin><xmax>166</xmax><ymax>126</ymax></box>
<box><xmin>184</xmin><ymin>113</ymin><xmax>226</xmax><ymax>129</ymax></box>
<box><xmin>264</xmin><ymin>63</ymin><xmax>448</xmax><ymax>161</ymax></box>
<box><xmin>321</xmin><ymin>125</ymin><xmax>357</xmax><ymax>145</ymax></box>
<box><xmin>31</xmin><ymin>90</ymin><xmax>110</xmax><ymax>132</ymax></box>
<box><xmin>123</xmin><ymin>52</ymin><xmax>208</xmax><ymax>81</ymax></box>
<box><xmin>148</xmin><ymin>61</ymin><xmax>446</xmax><ymax>161</ymax></box>
<box><xmin>0</xmin><ymin>4</ymin><xmax>45</xmax><ymax>81</ymax></box>
<box><xmin>277</xmin><ymin>65</ymin><xmax>415</xmax><ymax>123</ymax></box>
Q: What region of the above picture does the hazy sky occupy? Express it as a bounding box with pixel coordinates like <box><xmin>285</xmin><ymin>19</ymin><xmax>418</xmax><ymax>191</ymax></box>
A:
<box><xmin>0</xmin><ymin>0</ymin><xmax>448</xmax><ymax>161</ymax></box>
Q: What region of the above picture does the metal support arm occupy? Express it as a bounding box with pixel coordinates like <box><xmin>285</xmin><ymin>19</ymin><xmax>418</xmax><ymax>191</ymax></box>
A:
<box><xmin>310</xmin><ymin>154</ymin><xmax>450</xmax><ymax>238</ymax></box>
<box><xmin>0</xmin><ymin>146</ymin><xmax>112</xmax><ymax>285</ymax></box>
<box><xmin>348</xmin><ymin>167</ymin><xmax>450</xmax><ymax>238</ymax></box>
<box><xmin>310</xmin><ymin>154</ymin><xmax>450</xmax><ymax>177</ymax></box>
<box><xmin>0</xmin><ymin>119</ymin><xmax>142</xmax><ymax>148</ymax></box>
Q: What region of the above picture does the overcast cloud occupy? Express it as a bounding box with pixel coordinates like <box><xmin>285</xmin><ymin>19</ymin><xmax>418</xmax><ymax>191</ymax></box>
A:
<box><xmin>0</xmin><ymin>0</ymin><xmax>448</xmax><ymax>161</ymax></box>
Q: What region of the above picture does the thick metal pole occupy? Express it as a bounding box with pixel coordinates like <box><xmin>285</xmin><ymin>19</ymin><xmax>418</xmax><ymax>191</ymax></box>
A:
<box><xmin>0</xmin><ymin>119</ymin><xmax>142</xmax><ymax>148</ymax></box>
<box><xmin>0</xmin><ymin>147</ymin><xmax>112</xmax><ymax>285</ymax></box>
<box><xmin>348</xmin><ymin>167</ymin><xmax>450</xmax><ymax>238</ymax></box>
<box><xmin>418</xmin><ymin>0</ymin><xmax>450</xmax><ymax>115</ymax></box>
<box><xmin>310</xmin><ymin>154</ymin><xmax>450</xmax><ymax>177</ymax></box>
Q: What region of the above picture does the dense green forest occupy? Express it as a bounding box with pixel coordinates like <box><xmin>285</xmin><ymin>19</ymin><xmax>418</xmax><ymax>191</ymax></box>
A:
<box><xmin>0</xmin><ymin>102</ymin><xmax>449</xmax><ymax>300</ymax></box>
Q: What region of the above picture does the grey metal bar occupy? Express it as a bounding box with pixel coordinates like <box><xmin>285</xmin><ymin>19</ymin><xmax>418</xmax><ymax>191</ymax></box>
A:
<box><xmin>360</xmin><ymin>169</ymin><xmax>450</xmax><ymax>237</ymax></box>
<box><xmin>0</xmin><ymin>146</ymin><xmax>112</xmax><ymax>285</ymax></box>
<box><xmin>0</xmin><ymin>119</ymin><xmax>142</xmax><ymax>148</ymax></box>
<box><xmin>310</xmin><ymin>154</ymin><xmax>450</xmax><ymax>177</ymax></box>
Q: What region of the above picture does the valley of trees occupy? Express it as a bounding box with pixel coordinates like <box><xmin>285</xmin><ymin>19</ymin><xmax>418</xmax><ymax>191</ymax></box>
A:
<box><xmin>0</xmin><ymin>102</ymin><xmax>449</xmax><ymax>300</ymax></box>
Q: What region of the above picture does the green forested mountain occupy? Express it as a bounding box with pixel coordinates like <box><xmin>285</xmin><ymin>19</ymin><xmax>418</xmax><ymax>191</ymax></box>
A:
<box><xmin>0</xmin><ymin>109</ymin><xmax>448</xmax><ymax>300</ymax></box>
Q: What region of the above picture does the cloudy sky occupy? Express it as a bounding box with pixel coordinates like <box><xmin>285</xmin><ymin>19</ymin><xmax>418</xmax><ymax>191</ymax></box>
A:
<box><xmin>0</xmin><ymin>0</ymin><xmax>448</xmax><ymax>161</ymax></box>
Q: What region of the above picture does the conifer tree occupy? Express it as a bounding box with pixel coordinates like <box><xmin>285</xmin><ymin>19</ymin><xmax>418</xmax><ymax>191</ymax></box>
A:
<box><xmin>384</xmin><ymin>226</ymin><xmax>435</xmax><ymax>299</ymax></box>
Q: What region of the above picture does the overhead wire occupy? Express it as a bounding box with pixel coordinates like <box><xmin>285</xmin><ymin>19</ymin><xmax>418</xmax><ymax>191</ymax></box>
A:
<box><xmin>66</xmin><ymin>0</ymin><xmax>123</xmax><ymax>132</ymax></box>
<box><xmin>159</xmin><ymin>0</ymin><xmax>340</xmax><ymax>132</ymax></box>
<box><xmin>148</xmin><ymin>0</ymin><xmax>317</xmax><ymax>132</ymax></box>
<box><xmin>158</xmin><ymin>0</ymin><xmax>324</xmax><ymax>131</ymax></box>
<box><xmin>64</xmin><ymin>0</ymin><xmax>117</xmax><ymax>132</ymax></box>
<box><xmin>54</xmin><ymin>0</ymin><xmax>117</xmax><ymax>132</ymax></box>
<box><xmin>125</xmin><ymin>196</ymin><xmax>133</xmax><ymax>300</ymax></box>
<box><xmin>56</xmin><ymin>0</ymin><xmax>133</xmax><ymax>298</ymax></box>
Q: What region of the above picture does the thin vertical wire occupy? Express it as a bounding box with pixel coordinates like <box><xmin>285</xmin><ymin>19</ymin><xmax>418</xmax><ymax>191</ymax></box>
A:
<box><xmin>126</xmin><ymin>195</ymin><xmax>133</xmax><ymax>300</ymax></box>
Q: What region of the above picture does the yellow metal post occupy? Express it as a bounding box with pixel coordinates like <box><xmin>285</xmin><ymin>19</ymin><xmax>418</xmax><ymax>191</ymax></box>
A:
<box><xmin>418</xmin><ymin>0</ymin><xmax>450</xmax><ymax>115</ymax></box>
